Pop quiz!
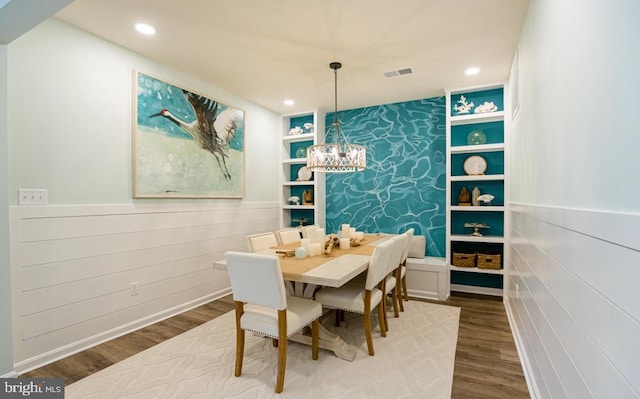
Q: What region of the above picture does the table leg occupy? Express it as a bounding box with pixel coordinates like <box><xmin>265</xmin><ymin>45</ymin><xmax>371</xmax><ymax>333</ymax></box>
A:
<box><xmin>288</xmin><ymin>322</ymin><xmax>357</xmax><ymax>361</ymax></box>
<box><xmin>288</xmin><ymin>282</ymin><xmax>358</xmax><ymax>361</ymax></box>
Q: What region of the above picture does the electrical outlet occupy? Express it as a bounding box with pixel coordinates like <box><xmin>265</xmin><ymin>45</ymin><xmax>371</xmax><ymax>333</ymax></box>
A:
<box><xmin>18</xmin><ymin>189</ymin><xmax>48</xmax><ymax>205</ymax></box>
<box><xmin>130</xmin><ymin>282</ymin><xmax>139</xmax><ymax>296</ymax></box>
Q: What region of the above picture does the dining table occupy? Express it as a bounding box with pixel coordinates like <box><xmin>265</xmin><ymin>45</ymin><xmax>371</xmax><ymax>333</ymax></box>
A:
<box><xmin>214</xmin><ymin>233</ymin><xmax>392</xmax><ymax>361</ymax></box>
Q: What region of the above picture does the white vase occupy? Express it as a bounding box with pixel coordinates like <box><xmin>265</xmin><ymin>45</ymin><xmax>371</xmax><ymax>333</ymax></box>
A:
<box><xmin>472</xmin><ymin>187</ymin><xmax>480</xmax><ymax>206</ymax></box>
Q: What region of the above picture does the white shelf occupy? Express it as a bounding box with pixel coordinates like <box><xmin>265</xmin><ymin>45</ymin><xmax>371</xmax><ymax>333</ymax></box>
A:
<box><xmin>451</xmin><ymin>143</ymin><xmax>504</xmax><ymax>154</ymax></box>
<box><xmin>450</xmin><ymin>111</ymin><xmax>505</xmax><ymax>126</ymax></box>
<box><xmin>449</xmin><ymin>265</ymin><xmax>504</xmax><ymax>275</ymax></box>
<box><xmin>451</xmin><ymin>206</ymin><xmax>505</xmax><ymax>211</ymax></box>
<box><xmin>451</xmin><ymin>174</ymin><xmax>504</xmax><ymax>182</ymax></box>
<box><xmin>283</xmin><ymin>158</ymin><xmax>308</xmax><ymax>164</ymax></box>
<box><xmin>283</xmin><ymin>181</ymin><xmax>315</xmax><ymax>186</ymax></box>
<box><xmin>450</xmin><ymin>234</ymin><xmax>504</xmax><ymax>243</ymax></box>
<box><xmin>283</xmin><ymin>205</ymin><xmax>315</xmax><ymax>210</ymax></box>
<box><xmin>282</xmin><ymin>132</ymin><xmax>315</xmax><ymax>143</ymax></box>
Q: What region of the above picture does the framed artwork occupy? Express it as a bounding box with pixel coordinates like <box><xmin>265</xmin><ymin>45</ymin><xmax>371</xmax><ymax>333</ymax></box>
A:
<box><xmin>133</xmin><ymin>71</ymin><xmax>245</xmax><ymax>198</ymax></box>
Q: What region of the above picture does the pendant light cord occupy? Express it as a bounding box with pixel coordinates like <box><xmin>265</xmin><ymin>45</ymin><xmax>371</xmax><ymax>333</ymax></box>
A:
<box><xmin>329</xmin><ymin>62</ymin><xmax>343</xmax><ymax>152</ymax></box>
<box><xmin>333</xmin><ymin>65</ymin><xmax>339</xmax><ymax>126</ymax></box>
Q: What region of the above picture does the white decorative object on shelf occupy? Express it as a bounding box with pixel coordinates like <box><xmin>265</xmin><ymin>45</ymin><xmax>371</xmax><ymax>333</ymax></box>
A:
<box><xmin>474</xmin><ymin>101</ymin><xmax>498</xmax><ymax>113</ymax></box>
<box><xmin>297</xmin><ymin>166</ymin><xmax>312</xmax><ymax>181</ymax></box>
<box><xmin>477</xmin><ymin>194</ymin><xmax>495</xmax><ymax>205</ymax></box>
<box><xmin>288</xmin><ymin>126</ymin><xmax>303</xmax><ymax>135</ymax></box>
<box><xmin>464</xmin><ymin>222</ymin><xmax>490</xmax><ymax>237</ymax></box>
<box><xmin>472</xmin><ymin>187</ymin><xmax>481</xmax><ymax>206</ymax></box>
<box><xmin>463</xmin><ymin>155</ymin><xmax>487</xmax><ymax>175</ymax></box>
<box><xmin>303</xmin><ymin>122</ymin><xmax>314</xmax><ymax>132</ymax></box>
<box><xmin>453</xmin><ymin>95</ymin><xmax>474</xmax><ymax>114</ymax></box>
<box><xmin>288</xmin><ymin>196</ymin><xmax>300</xmax><ymax>205</ymax></box>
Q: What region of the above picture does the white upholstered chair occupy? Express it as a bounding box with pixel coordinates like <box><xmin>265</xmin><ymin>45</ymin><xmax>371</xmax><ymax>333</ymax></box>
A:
<box><xmin>225</xmin><ymin>251</ymin><xmax>322</xmax><ymax>393</ymax></box>
<box><xmin>397</xmin><ymin>228</ymin><xmax>415</xmax><ymax>310</ymax></box>
<box><xmin>276</xmin><ymin>228</ymin><xmax>302</xmax><ymax>244</ymax></box>
<box><xmin>247</xmin><ymin>232</ymin><xmax>278</xmax><ymax>252</ymax></box>
<box><xmin>382</xmin><ymin>234</ymin><xmax>408</xmax><ymax>329</ymax></box>
<box><xmin>301</xmin><ymin>224</ymin><xmax>320</xmax><ymax>239</ymax></box>
<box><xmin>314</xmin><ymin>238</ymin><xmax>394</xmax><ymax>356</ymax></box>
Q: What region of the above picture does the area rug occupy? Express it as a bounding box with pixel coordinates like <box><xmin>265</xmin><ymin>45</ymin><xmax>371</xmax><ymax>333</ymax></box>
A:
<box><xmin>66</xmin><ymin>301</ymin><xmax>460</xmax><ymax>399</ymax></box>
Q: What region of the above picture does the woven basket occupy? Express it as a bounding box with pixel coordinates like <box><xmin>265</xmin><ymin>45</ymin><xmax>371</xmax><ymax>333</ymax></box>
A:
<box><xmin>452</xmin><ymin>252</ymin><xmax>476</xmax><ymax>267</ymax></box>
<box><xmin>477</xmin><ymin>253</ymin><xmax>502</xmax><ymax>269</ymax></box>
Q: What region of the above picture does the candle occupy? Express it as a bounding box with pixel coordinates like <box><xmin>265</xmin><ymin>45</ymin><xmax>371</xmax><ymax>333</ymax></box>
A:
<box><xmin>295</xmin><ymin>246</ymin><xmax>308</xmax><ymax>259</ymax></box>
<box><xmin>349</xmin><ymin>227</ymin><xmax>356</xmax><ymax>238</ymax></box>
<box><xmin>339</xmin><ymin>237</ymin><xmax>350</xmax><ymax>249</ymax></box>
<box><xmin>341</xmin><ymin>224</ymin><xmax>351</xmax><ymax>238</ymax></box>
<box><xmin>311</xmin><ymin>243</ymin><xmax>322</xmax><ymax>256</ymax></box>
<box><xmin>315</xmin><ymin>228</ymin><xmax>325</xmax><ymax>244</ymax></box>
<box><xmin>301</xmin><ymin>238</ymin><xmax>312</xmax><ymax>254</ymax></box>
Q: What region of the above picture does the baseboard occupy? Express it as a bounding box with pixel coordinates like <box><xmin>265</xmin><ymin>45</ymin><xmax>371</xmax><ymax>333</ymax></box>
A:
<box><xmin>407</xmin><ymin>288</ymin><xmax>440</xmax><ymax>301</ymax></box>
<box><xmin>504</xmin><ymin>298</ymin><xmax>539</xmax><ymax>399</ymax></box>
<box><xmin>1</xmin><ymin>371</ymin><xmax>17</xmax><ymax>378</ymax></box>
<box><xmin>450</xmin><ymin>284</ymin><xmax>503</xmax><ymax>297</ymax></box>
<box><xmin>14</xmin><ymin>287</ymin><xmax>232</xmax><ymax>374</ymax></box>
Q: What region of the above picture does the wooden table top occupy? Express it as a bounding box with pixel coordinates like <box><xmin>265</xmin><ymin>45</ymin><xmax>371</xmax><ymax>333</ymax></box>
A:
<box><xmin>272</xmin><ymin>234</ymin><xmax>389</xmax><ymax>287</ymax></box>
<box><xmin>213</xmin><ymin>234</ymin><xmax>393</xmax><ymax>288</ymax></box>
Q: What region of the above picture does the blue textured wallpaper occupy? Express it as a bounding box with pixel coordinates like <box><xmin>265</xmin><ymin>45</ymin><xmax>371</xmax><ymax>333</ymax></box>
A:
<box><xmin>325</xmin><ymin>97</ymin><xmax>446</xmax><ymax>257</ymax></box>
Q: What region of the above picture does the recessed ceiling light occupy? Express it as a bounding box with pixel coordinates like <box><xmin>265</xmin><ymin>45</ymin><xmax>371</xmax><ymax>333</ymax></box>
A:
<box><xmin>284</xmin><ymin>99</ymin><xmax>295</xmax><ymax>106</ymax></box>
<box><xmin>465</xmin><ymin>67</ymin><xmax>480</xmax><ymax>76</ymax></box>
<box><xmin>135</xmin><ymin>23</ymin><xmax>156</xmax><ymax>35</ymax></box>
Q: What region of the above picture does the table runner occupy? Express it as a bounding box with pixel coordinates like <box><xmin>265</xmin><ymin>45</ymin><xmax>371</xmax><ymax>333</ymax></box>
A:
<box><xmin>274</xmin><ymin>234</ymin><xmax>387</xmax><ymax>281</ymax></box>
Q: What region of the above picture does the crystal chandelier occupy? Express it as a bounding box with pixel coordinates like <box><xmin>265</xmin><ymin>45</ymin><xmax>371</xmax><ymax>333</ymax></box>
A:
<box><xmin>306</xmin><ymin>62</ymin><xmax>366</xmax><ymax>173</ymax></box>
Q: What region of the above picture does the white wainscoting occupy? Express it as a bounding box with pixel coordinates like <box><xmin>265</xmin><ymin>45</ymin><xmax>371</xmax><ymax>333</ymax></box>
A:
<box><xmin>505</xmin><ymin>203</ymin><xmax>640</xmax><ymax>399</ymax></box>
<box><xmin>10</xmin><ymin>202</ymin><xmax>280</xmax><ymax>373</ymax></box>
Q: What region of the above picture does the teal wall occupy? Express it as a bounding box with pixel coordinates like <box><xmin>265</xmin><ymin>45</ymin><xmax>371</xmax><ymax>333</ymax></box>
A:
<box><xmin>325</xmin><ymin>97</ymin><xmax>446</xmax><ymax>257</ymax></box>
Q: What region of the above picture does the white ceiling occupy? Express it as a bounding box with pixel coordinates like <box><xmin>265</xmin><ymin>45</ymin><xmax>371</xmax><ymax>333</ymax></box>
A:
<box><xmin>50</xmin><ymin>1</ymin><xmax>527</xmax><ymax>115</ymax></box>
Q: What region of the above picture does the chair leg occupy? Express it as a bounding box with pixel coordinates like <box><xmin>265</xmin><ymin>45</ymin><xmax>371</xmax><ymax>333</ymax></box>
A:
<box><xmin>402</xmin><ymin>274</ymin><xmax>409</xmax><ymax>301</ymax></box>
<box><xmin>363</xmin><ymin>290</ymin><xmax>374</xmax><ymax>356</ymax></box>
<box><xmin>397</xmin><ymin>267</ymin><xmax>405</xmax><ymax>312</ymax></box>
<box><xmin>234</xmin><ymin>302</ymin><xmax>245</xmax><ymax>377</ymax></box>
<box><xmin>391</xmin><ymin>280</ymin><xmax>400</xmax><ymax>318</ymax></box>
<box><xmin>381</xmin><ymin>280</ymin><xmax>389</xmax><ymax>332</ymax></box>
<box><xmin>377</xmin><ymin>295</ymin><xmax>386</xmax><ymax>339</ymax></box>
<box><xmin>311</xmin><ymin>318</ymin><xmax>319</xmax><ymax>360</ymax></box>
<box><xmin>275</xmin><ymin>310</ymin><xmax>288</xmax><ymax>393</ymax></box>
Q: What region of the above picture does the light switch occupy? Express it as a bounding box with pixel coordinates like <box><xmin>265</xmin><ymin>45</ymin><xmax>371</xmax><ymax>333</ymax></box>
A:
<box><xmin>18</xmin><ymin>189</ymin><xmax>48</xmax><ymax>206</ymax></box>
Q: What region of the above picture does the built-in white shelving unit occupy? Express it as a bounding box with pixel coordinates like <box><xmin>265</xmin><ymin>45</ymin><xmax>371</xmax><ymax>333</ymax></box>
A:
<box><xmin>280</xmin><ymin>110</ymin><xmax>326</xmax><ymax>229</ymax></box>
<box><xmin>445</xmin><ymin>83</ymin><xmax>509</xmax><ymax>297</ymax></box>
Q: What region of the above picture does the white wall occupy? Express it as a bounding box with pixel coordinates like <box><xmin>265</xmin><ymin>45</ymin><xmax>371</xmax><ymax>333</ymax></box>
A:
<box><xmin>8</xmin><ymin>18</ymin><xmax>280</xmax><ymax>204</ymax></box>
<box><xmin>0</xmin><ymin>44</ymin><xmax>15</xmax><ymax>377</ymax></box>
<box><xmin>7</xmin><ymin>18</ymin><xmax>282</xmax><ymax>371</ymax></box>
<box><xmin>10</xmin><ymin>202</ymin><xmax>280</xmax><ymax>372</ymax></box>
<box><xmin>509</xmin><ymin>0</ymin><xmax>640</xmax><ymax>210</ymax></box>
<box><xmin>506</xmin><ymin>0</ymin><xmax>640</xmax><ymax>397</ymax></box>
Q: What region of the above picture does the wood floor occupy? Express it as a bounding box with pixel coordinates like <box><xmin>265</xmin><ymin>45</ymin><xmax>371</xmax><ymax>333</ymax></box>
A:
<box><xmin>21</xmin><ymin>293</ymin><xmax>529</xmax><ymax>398</ymax></box>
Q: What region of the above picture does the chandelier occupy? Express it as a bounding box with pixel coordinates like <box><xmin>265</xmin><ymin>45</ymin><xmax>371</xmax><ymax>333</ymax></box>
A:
<box><xmin>306</xmin><ymin>62</ymin><xmax>366</xmax><ymax>173</ymax></box>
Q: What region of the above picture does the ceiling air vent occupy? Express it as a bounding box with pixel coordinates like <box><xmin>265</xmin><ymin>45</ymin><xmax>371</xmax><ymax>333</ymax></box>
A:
<box><xmin>384</xmin><ymin>67</ymin><xmax>413</xmax><ymax>78</ymax></box>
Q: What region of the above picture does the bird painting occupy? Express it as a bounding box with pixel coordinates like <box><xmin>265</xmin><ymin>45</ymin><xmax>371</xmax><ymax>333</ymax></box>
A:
<box><xmin>150</xmin><ymin>89</ymin><xmax>240</xmax><ymax>181</ymax></box>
